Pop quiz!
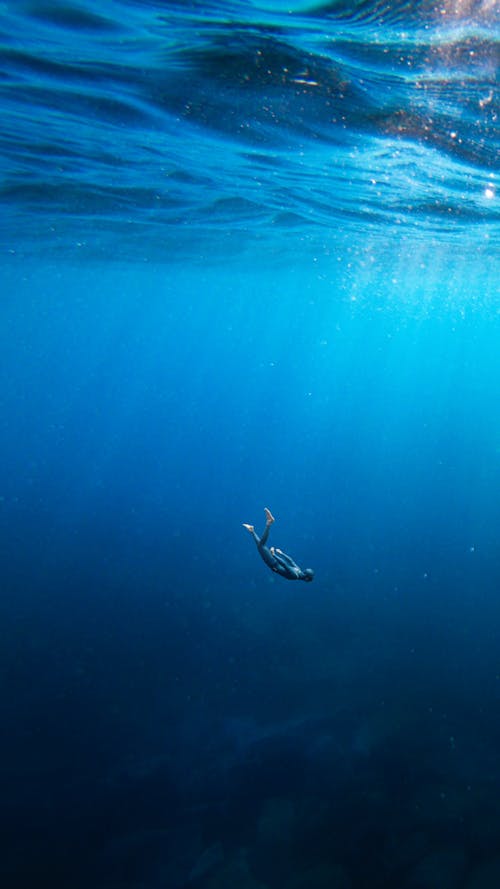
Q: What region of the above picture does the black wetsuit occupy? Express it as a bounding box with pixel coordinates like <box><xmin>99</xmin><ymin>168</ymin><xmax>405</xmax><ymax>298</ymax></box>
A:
<box><xmin>250</xmin><ymin>523</ymin><xmax>309</xmax><ymax>581</ymax></box>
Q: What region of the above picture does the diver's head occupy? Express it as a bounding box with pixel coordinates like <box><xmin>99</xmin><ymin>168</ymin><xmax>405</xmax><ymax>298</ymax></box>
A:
<box><xmin>303</xmin><ymin>568</ymin><xmax>314</xmax><ymax>582</ymax></box>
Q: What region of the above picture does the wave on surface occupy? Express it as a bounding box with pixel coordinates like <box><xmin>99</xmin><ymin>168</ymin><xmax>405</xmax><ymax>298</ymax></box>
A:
<box><xmin>0</xmin><ymin>0</ymin><xmax>498</xmax><ymax>260</ymax></box>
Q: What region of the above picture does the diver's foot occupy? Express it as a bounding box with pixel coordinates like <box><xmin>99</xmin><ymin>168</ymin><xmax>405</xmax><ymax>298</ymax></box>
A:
<box><xmin>242</xmin><ymin>523</ymin><xmax>254</xmax><ymax>533</ymax></box>
<box><xmin>264</xmin><ymin>507</ymin><xmax>275</xmax><ymax>525</ymax></box>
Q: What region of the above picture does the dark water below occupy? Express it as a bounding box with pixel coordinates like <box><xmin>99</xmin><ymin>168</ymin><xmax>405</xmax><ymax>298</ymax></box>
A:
<box><xmin>1</xmin><ymin>3</ymin><xmax>500</xmax><ymax>889</ymax></box>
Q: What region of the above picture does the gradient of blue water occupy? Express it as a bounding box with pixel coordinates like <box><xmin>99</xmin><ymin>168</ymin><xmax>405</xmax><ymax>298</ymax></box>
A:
<box><xmin>1</xmin><ymin>2</ymin><xmax>500</xmax><ymax>888</ymax></box>
<box><xmin>2</xmin><ymin>260</ymin><xmax>498</xmax><ymax>592</ymax></box>
<box><xmin>2</xmin><ymin>263</ymin><xmax>500</xmax><ymax>887</ymax></box>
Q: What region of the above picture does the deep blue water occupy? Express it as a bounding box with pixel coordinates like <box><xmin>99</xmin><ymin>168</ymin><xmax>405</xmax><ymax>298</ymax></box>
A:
<box><xmin>1</xmin><ymin>3</ymin><xmax>500</xmax><ymax>889</ymax></box>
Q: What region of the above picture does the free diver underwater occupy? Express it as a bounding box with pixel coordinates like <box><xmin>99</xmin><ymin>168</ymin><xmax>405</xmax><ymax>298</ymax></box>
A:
<box><xmin>243</xmin><ymin>508</ymin><xmax>314</xmax><ymax>582</ymax></box>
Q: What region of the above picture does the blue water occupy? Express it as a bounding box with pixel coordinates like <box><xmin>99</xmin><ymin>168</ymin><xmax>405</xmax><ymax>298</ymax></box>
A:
<box><xmin>1</xmin><ymin>2</ymin><xmax>500</xmax><ymax>889</ymax></box>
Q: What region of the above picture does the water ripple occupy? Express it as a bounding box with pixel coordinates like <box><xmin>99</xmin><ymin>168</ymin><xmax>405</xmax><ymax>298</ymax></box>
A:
<box><xmin>1</xmin><ymin>0</ymin><xmax>498</xmax><ymax>260</ymax></box>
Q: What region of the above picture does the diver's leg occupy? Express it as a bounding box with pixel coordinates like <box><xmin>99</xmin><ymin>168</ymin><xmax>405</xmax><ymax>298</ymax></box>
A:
<box><xmin>243</xmin><ymin>524</ymin><xmax>261</xmax><ymax>547</ymax></box>
<box><xmin>259</xmin><ymin>508</ymin><xmax>275</xmax><ymax>547</ymax></box>
<box><xmin>260</xmin><ymin>525</ymin><xmax>270</xmax><ymax>547</ymax></box>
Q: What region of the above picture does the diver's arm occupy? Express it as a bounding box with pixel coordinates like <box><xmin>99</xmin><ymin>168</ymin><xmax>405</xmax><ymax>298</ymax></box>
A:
<box><xmin>273</xmin><ymin>549</ymin><xmax>300</xmax><ymax>570</ymax></box>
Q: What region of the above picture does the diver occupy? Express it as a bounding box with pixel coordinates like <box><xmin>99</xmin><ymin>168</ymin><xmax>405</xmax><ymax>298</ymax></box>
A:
<box><xmin>243</xmin><ymin>508</ymin><xmax>314</xmax><ymax>582</ymax></box>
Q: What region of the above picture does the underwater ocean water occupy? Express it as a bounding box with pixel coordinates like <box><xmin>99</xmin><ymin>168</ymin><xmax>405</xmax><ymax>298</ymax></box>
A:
<box><xmin>1</xmin><ymin>1</ymin><xmax>499</xmax><ymax>888</ymax></box>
